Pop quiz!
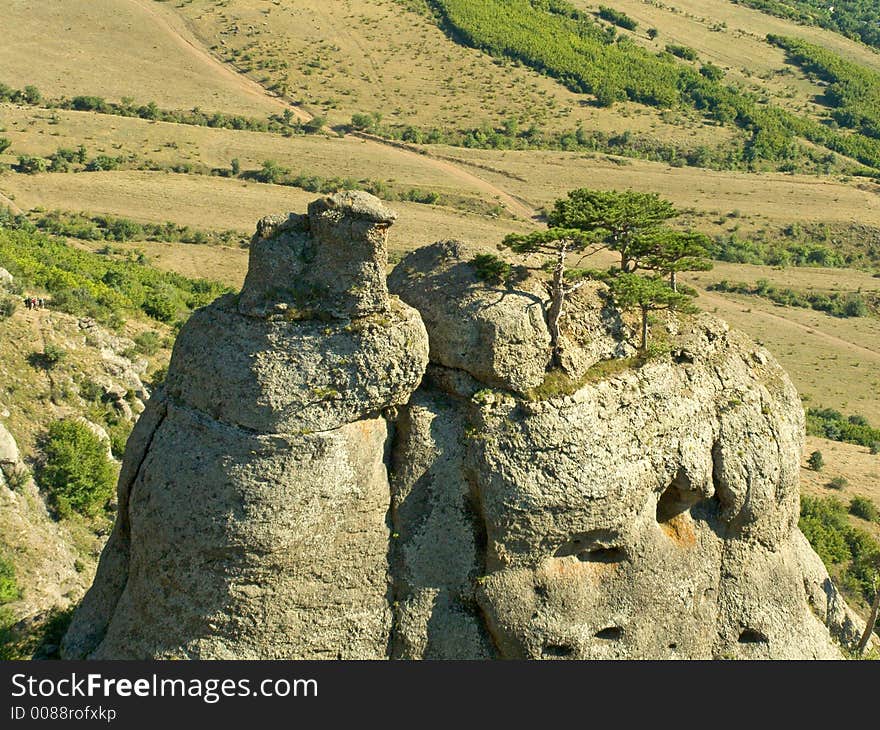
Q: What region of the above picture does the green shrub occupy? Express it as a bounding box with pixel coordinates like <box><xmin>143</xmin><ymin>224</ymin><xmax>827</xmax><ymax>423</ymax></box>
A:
<box><xmin>470</xmin><ymin>254</ymin><xmax>511</xmax><ymax>284</ymax></box>
<box><xmin>850</xmin><ymin>496</ymin><xmax>879</xmax><ymax>523</ymax></box>
<box><xmin>800</xmin><ymin>496</ymin><xmax>880</xmax><ymax>603</ymax></box>
<box><xmin>807</xmin><ymin>450</ymin><xmax>824</xmax><ymax>471</ymax></box>
<box><xmin>29</xmin><ymin>343</ymin><xmax>66</xmax><ymax>370</ymax></box>
<box><xmin>15</xmin><ymin>155</ymin><xmax>47</xmax><ymax>174</ymax></box>
<box><xmin>142</xmin><ymin>291</ymin><xmax>177</xmax><ymax>323</ymax></box>
<box><xmin>0</xmin><ymin>556</ymin><xmax>19</xmax><ymax>604</ymax></box>
<box><xmin>350</xmin><ymin>113</ymin><xmax>377</xmax><ymax>131</ymax></box>
<box><xmin>21</xmin><ymin>85</ymin><xmax>41</xmax><ymax>105</ymax></box>
<box><xmin>257</xmin><ymin>159</ymin><xmax>288</xmax><ymax>184</ymax></box>
<box><xmin>0</xmin><ymin>296</ymin><xmax>16</xmax><ymax>319</ymax></box>
<box><xmin>598</xmin><ymin>6</ymin><xmax>637</xmax><ymax>31</ymax></box>
<box><xmin>132</xmin><ymin>330</ymin><xmax>162</xmax><ymax>356</ymax></box>
<box><xmin>0</xmin><ymin>138</ymin><xmax>11</xmax><ymax>155</ymax></box>
<box><xmin>302</xmin><ymin>116</ymin><xmax>327</xmax><ymax>134</ymax></box>
<box><xmin>800</xmin><ymin>496</ymin><xmax>852</xmax><ymax>565</ymax></box>
<box><xmin>666</xmin><ymin>44</ymin><xmax>698</xmax><ymax>61</ymax></box>
<box><xmin>39</xmin><ymin>419</ymin><xmax>117</xmax><ymax>517</ymax></box>
<box><xmin>807</xmin><ymin>408</ymin><xmax>880</xmax><ymax>448</ymax></box>
<box><xmin>827</xmin><ymin>475</ymin><xmax>848</xmax><ymax>490</ymax></box>
<box><xmin>85</xmin><ymin>155</ymin><xmax>123</xmax><ymax>172</ymax></box>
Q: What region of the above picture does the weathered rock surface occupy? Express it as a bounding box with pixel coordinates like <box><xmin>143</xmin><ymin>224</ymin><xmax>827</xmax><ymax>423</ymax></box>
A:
<box><xmin>387</xmin><ymin>285</ymin><xmax>867</xmax><ymax>658</ymax></box>
<box><xmin>64</xmin><ymin>199</ymin><xmax>873</xmax><ymax>660</ymax></box>
<box><xmin>0</xmin><ymin>422</ymin><xmax>20</xmax><ymax>471</ymax></box>
<box><xmin>62</xmin><ymin>192</ymin><xmax>429</xmax><ymax>659</ymax></box>
<box><xmin>388</xmin><ymin>240</ymin><xmax>631</xmax><ymax>395</ymax></box>
<box><xmin>0</xmin><ymin>267</ymin><xmax>13</xmax><ymax>290</ymax></box>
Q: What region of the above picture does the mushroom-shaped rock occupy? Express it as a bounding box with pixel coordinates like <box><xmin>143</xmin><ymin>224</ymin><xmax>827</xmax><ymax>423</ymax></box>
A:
<box><xmin>62</xmin><ymin>193</ymin><xmax>428</xmax><ymax>659</ymax></box>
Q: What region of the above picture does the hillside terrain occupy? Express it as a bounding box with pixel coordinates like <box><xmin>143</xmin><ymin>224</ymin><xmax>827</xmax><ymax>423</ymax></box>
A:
<box><xmin>1</xmin><ymin>0</ymin><xmax>879</xmax><ymax>657</ymax></box>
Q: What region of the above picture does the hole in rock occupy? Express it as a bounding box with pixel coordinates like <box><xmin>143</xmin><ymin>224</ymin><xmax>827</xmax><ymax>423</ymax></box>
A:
<box><xmin>672</xmin><ymin>349</ymin><xmax>694</xmax><ymax>364</ymax></box>
<box><xmin>737</xmin><ymin>628</ymin><xmax>769</xmax><ymax>644</ymax></box>
<box><xmin>594</xmin><ymin>627</ymin><xmax>623</xmax><ymax>641</ymax></box>
<box><xmin>542</xmin><ymin>643</ymin><xmax>575</xmax><ymax>658</ymax></box>
<box><xmin>656</xmin><ymin>475</ymin><xmax>701</xmax><ymax>525</ymax></box>
<box><xmin>554</xmin><ymin>530</ymin><xmax>627</xmax><ymax>563</ymax></box>
<box><xmin>668</xmin><ymin>643</ymin><xmax>678</xmax><ymax>650</ymax></box>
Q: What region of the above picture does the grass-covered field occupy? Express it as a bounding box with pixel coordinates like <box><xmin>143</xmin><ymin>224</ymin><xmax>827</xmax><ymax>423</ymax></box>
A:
<box><xmin>0</xmin><ymin>0</ymin><xmax>878</xmax><ymax>646</ymax></box>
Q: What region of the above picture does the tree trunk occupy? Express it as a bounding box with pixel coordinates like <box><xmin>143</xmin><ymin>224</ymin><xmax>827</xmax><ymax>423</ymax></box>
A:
<box><xmin>548</xmin><ymin>245</ymin><xmax>567</xmax><ymax>366</ymax></box>
<box><xmin>670</xmin><ymin>270</ymin><xmax>677</xmax><ymax>292</ymax></box>
<box><xmin>640</xmin><ymin>306</ymin><xmax>648</xmax><ymax>351</ymax></box>
<box><xmin>857</xmin><ymin>582</ymin><xmax>880</xmax><ymax>655</ymax></box>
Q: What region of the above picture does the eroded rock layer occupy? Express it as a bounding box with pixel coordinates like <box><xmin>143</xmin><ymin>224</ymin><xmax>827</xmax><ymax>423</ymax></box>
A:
<box><xmin>62</xmin><ymin>192</ymin><xmax>428</xmax><ymax>659</ymax></box>
<box><xmin>63</xmin><ymin>196</ymin><xmax>870</xmax><ymax>660</ymax></box>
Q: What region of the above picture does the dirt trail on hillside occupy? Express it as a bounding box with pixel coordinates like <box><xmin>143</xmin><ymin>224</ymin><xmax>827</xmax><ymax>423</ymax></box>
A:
<box><xmin>350</xmin><ymin>132</ymin><xmax>539</xmax><ymax>220</ymax></box>
<box><xmin>125</xmin><ymin>0</ymin><xmax>310</xmax><ymax>121</ymax></box>
<box><xmin>699</xmin><ymin>290</ymin><xmax>880</xmax><ymax>359</ymax></box>
<box><xmin>125</xmin><ymin>0</ymin><xmax>539</xmax><ymax>221</ymax></box>
<box><xmin>0</xmin><ymin>191</ymin><xmax>23</xmax><ymax>214</ymax></box>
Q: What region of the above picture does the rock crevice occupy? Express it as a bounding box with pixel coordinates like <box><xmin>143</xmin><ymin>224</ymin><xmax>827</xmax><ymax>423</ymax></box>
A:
<box><xmin>63</xmin><ymin>193</ymin><xmax>872</xmax><ymax>660</ymax></box>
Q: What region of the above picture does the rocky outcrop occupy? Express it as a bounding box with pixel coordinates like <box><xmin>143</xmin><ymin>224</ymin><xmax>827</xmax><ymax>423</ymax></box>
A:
<box><xmin>63</xmin><ymin>194</ymin><xmax>872</xmax><ymax>660</ymax></box>
<box><xmin>0</xmin><ymin>423</ymin><xmax>87</xmax><ymax>623</ymax></box>
<box><xmin>61</xmin><ymin>192</ymin><xmax>429</xmax><ymax>659</ymax></box>
<box><xmin>387</xmin><ymin>257</ymin><xmax>867</xmax><ymax>659</ymax></box>
<box><xmin>388</xmin><ymin>241</ymin><xmax>631</xmax><ymax>395</ymax></box>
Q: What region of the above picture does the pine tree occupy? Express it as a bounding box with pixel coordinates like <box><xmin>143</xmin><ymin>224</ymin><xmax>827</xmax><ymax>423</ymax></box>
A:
<box><xmin>548</xmin><ymin>189</ymin><xmax>678</xmax><ymax>273</ymax></box>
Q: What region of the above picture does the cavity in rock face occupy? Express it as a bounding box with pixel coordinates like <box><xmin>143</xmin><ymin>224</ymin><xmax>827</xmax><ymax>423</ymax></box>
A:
<box><xmin>61</xmin><ymin>192</ymin><xmax>428</xmax><ymax>660</ymax></box>
<box><xmin>64</xmin><ymin>204</ymin><xmax>873</xmax><ymax>661</ymax></box>
<box><xmin>387</xmin><ymin>243</ymin><xmax>871</xmax><ymax>660</ymax></box>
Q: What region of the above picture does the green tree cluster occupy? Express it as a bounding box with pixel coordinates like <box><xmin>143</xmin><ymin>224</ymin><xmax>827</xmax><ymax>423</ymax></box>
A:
<box><xmin>39</xmin><ymin>419</ymin><xmax>118</xmax><ymax>517</ymax></box>
<box><xmin>0</xmin><ymin>219</ymin><xmax>229</xmax><ymax>326</ymax></box>
<box><xmin>493</xmin><ymin>188</ymin><xmax>709</xmax><ymax>360</ymax></box>
<box><xmin>806</xmin><ymin>408</ymin><xmax>880</xmax><ymax>448</ymax></box>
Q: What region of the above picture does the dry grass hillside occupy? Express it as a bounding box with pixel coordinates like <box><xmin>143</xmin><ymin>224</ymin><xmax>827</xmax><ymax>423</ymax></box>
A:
<box><xmin>2</xmin><ymin>0</ymin><xmax>878</xmax><ymax>417</ymax></box>
<box><xmin>0</xmin><ymin>0</ymin><xmax>879</xmax><ymax>654</ymax></box>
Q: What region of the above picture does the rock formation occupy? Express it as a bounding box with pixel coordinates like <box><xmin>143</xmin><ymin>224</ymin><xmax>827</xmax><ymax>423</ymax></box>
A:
<box><xmin>62</xmin><ymin>192</ymin><xmax>429</xmax><ymax>659</ymax></box>
<box><xmin>1</xmin><ymin>423</ymin><xmax>87</xmax><ymax>623</ymax></box>
<box><xmin>63</xmin><ymin>194</ymin><xmax>871</xmax><ymax>660</ymax></box>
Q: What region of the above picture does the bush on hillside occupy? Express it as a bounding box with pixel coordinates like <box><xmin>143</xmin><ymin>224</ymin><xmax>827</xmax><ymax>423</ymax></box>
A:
<box><xmin>0</xmin><ymin>296</ymin><xmax>16</xmax><ymax>319</ymax></box>
<box><xmin>39</xmin><ymin>419</ymin><xmax>117</xmax><ymax>517</ymax></box>
<box><xmin>15</xmin><ymin>155</ymin><xmax>46</xmax><ymax>174</ymax></box>
<box><xmin>0</xmin><ymin>557</ymin><xmax>19</xmax><ymax>604</ymax></box>
<box><xmin>850</xmin><ymin>496</ymin><xmax>879</xmax><ymax>523</ymax></box>
<box><xmin>800</xmin><ymin>496</ymin><xmax>880</xmax><ymax>603</ymax></box>
<box><xmin>827</xmin><ymin>475</ymin><xmax>848</xmax><ymax>490</ymax></box>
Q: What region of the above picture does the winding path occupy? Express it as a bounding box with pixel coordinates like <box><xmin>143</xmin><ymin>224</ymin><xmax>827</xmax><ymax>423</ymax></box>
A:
<box><xmin>698</xmin><ymin>289</ymin><xmax>880</xmax><ymax>359</ymax></box>
<box><xmin>0</xmin><ymin>191</ymin><xmax>23</xmax><ymax>215</ymax></box>
<box><xmin>124</xmin><ymin>0</ymin><xmax>539</xmax><ymax>221</ymax></box>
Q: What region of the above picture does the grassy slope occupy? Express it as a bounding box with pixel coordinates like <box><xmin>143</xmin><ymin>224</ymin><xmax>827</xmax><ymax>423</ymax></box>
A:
<box><xmin>164</xmin><ymin>0</ymin><xmax>731</xmax><ymax>140</ymax></box>
<box><xmin>0</xmin><ymin>0</ymin><xmax>877</xmax><ymax>500</ymax></box>
<box><xmin>0</xmin><ymin>1</ymin><xmax>877</xmax><ymax>413</ymax></box>
<box><xmin>0</xmin><ymin>0</ymin><xmax>281</xmax><ymax>116</ymax></box>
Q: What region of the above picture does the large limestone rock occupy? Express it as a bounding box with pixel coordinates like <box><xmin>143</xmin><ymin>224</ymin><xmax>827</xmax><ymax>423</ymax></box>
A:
<box><xmin>62</xmin><ymin>192</ymin><xmax>429</xmax><ymax>659</ymax></box>
<box><xmin>387</xmin><ymin>252</ymin><xmax>871</xmax><ymax>660</ymax></box>
<box><xmin>64</xmin><ymin>206</ymin><xmax>872</xmax><ymax>660</ymax></box>
<box><xmin>388</xmin><ymin>240</ymin><xmax>631</xmax><ymax>395</ymax></box>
